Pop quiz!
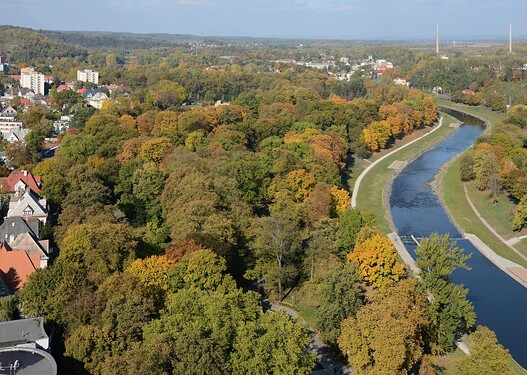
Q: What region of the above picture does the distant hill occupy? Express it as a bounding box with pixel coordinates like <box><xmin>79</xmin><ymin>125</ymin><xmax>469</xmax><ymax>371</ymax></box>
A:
<box><xmin>0</xmin><ymin>25</ymin><xmax>88</xmax><ymax>65</ymax></box>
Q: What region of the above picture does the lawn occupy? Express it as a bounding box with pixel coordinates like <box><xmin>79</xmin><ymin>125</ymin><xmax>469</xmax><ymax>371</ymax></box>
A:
<box><xmin>441</xmin><ymin>156</ymin><xmax>527</xmax><ymax>267</ymax></box>
<box><xmin>436</xmin><ymin>98</ymin><xmax>506</xmax><ymax>128</ymax></box>
<box><xmin>354</xmin><ymin>112</ymin><xmax>457</xmax><ymax>234</ymax></box>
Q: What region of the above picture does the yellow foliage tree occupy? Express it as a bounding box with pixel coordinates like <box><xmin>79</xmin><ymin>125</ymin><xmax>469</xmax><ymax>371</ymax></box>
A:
<box><xmin>287</xmin><ymin>169</ymin><xmax>317</xmax><ymax>202</ymax></box>
<box><xmin>118</xmin><ymin>114</ymin><xmax>137</xmax><ymax>130</ymax></box>
<box><xmin>361</xmin><ymin>120</ymin><xmax>391</xmax><ymax>151</ymax></box>
<box><xmin>347</xmin><ymin>233</ymin><xmax>405</xmax><ymax>287</ymax></box>
<box><xmin>127</xmin><ymin>255</ymin><xmax>171</xmax><ymax>290</ymax></box>
<box><xmin>330</xmin><ymin>186</ymin><xmax>350</xmax><ymax>214</ymax></box>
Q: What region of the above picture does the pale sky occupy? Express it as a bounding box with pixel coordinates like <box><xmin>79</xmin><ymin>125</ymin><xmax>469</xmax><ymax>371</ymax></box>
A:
<box><xmin>5</xmin><ymin>0</ymin><xmax>526</xmax><ymax>40</ymax></box>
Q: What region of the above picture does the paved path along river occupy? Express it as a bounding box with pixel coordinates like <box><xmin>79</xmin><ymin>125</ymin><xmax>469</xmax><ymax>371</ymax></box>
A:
<box><xmin>390</xmin><ymin>116</ymin><xmax>527</xmax><ymax>368</ymax></box>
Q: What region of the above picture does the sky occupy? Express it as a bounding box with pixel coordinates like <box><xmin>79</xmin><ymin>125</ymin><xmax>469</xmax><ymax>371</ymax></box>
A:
<box><xmin>5</xmin><ymin>0</ymin><xmax>527</xmax><ymax>40</ymax></box>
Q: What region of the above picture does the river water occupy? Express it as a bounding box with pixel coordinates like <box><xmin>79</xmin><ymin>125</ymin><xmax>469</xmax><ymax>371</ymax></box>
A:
<box><xmin>390</xmin><ymin>112</ymin><xmax>527</xmax><ymax>367</ymax></box>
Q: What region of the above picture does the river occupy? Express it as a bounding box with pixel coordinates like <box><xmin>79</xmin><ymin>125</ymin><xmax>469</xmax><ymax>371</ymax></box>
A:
<box><xmin>390</xmin><ymin>111</ymin><xmax>527</xmax><ymax>367</ymax></box>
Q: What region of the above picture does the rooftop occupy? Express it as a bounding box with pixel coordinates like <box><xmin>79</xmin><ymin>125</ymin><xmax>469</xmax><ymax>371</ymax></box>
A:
<box><xmin>0</xmin><ymin>347</ymin><xmax>57</xmax><ymax>375</ymax></box>
<box><xmin>0</xmin><ymin>318</ymin><xmax>49</xmax><ymax>349</ymax></box>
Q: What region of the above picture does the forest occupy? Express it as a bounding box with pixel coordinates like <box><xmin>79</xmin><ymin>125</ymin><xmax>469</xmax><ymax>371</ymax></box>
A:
<box><xmin>0</xmin><ymin>26</ymin><xmax>526</xmax><ymax>374</ymax></box>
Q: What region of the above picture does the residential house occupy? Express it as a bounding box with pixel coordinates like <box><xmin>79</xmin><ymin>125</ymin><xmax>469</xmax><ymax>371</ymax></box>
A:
<box><xmin>89</xmin><ymin>91</ymin><xmax>109</xmax><ymax>109</ymax></box>
<box><xmin>6</xmin><ymin>127</ymin><xmax>29</xmax><ymax>143</ymax></box>
<box><xmin>393</xmin><ymin>77</ymin><xmax>410</xmax><ymax>86</ymax></box>
<box><xmin>0</xmin><ymin>241</ymin><xmax>42</xmax><ymax>291</ymax></box>
<box><xmin>0</xmin><ymin>317</ymin><xmax>50</xmax><ymax>349</ymax></box>
<box><xmin>52</xmin><ymin>115</ymin><xmax>72</xmax><ymax>134</ymax></box>
<box><xmin>7</xmin><ymin>188</ymin><xmax>48</xmax><ymax>224</ymax></box>
<box><xmin>0</xmin><ymin>216</ymin><xmax>41</xmax><ymax>243</ymax></box>
<box><xmin>1</xmin><ymin>105</ymin><xmax>17</xmax><ymax>116</ymax></box>
<box><xmin>0</xmin><ymin>170</ymin><xmax>41</xmax><ymax>195</ymax></box>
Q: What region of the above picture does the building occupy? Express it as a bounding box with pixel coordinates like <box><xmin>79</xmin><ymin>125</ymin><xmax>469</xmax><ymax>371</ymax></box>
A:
<box><xmin>7</xmin><ymin>188</ymin><xmax>48</xmax><ymax>224</ymax></box>
<box><xmin>0</xmin><ymin>318</ymin><xmax>57</xmax><ymax>375</ymax></box>
<box><xmin>0</xmin><ymin>56</ymin><xmax>8</xmax><ymax>74</ymax></box>
<box><xmin>88</xmin><ymin>91</ymin><xmax>109</xmax><ymax>109</ymax></box>
<box><xmin>77</xmin><ymin>69</ymin><xmax>99</xmax><ymax>84</ymax></box>
<box><xmin>20</xmin><ymin>67</ymin><xmax>45</xmax><ymax>96</ymax></box>
<box><xmin>0</xmin><ymin>170</ymin><xmax>42</xmax><ymax>195</ymax></box>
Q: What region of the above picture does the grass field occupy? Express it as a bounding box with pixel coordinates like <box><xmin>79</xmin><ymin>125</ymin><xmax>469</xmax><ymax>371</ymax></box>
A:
<box><xmin>354</xmin><ymin>113</ymin><xmax>457</xmax><ymax>233</ymax></box>
<box><xmin>441</xmin><ymin>156</ymin><xmax>527</xmax><ymax>267</ymax></box>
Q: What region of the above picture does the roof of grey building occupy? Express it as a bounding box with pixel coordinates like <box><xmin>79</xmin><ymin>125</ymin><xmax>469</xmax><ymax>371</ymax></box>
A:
<box><xmin>0</xmin><ymin>318</ymin><xmax>48</xmax><ymax>348</ymax></box>
<box><xmin>0</xmin><ymin>347</ymin><xmax>57</xmax><ymax>375</ymax></box>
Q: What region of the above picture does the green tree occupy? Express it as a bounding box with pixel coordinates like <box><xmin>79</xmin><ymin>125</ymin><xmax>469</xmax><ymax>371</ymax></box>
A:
<box><xmin>513</xmin><ymin>194</ymin><xmax>527</xmax><ymax>231</ymax></box>
<box><xmin>336</xmin><ymin>208</ymin><xmax>376</xmax><ymax>255</ymax></box>
<box><xmin>232</xmin><ymin>310</ymin><xmax>316</xmax><ymax>375</ymax></box>
<box><xmin>416</xmin><ymin>233</ymin><xmax>475</xmax><ymax>351</ymax></box>
<box><xmin>247</xmin><ymin>202</ymin><xmax>303</xmax><ymax>300</ymax></box>
<box><xmin>454</xmin><ymin>326</ymin><xmax>515</xmax><ymax>375</ymax></box>
<box><xmin>313</xmin><ymin>258</ymin><xmax>363</xmax><ymax>345</ymax></box>
<box><xmin>0</xmin><ymin>296</ymin><xmax>19</xmax><ymax>321</ymax></box>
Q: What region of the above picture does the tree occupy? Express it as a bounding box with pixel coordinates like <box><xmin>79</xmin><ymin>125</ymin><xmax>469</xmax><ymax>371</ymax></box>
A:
<box><xmin>336</xmin><ymin>208</ymin><xmax>376</xmax><ymax>255</ymax></box>
<box><xmin>454</xmin><ymin>326</ymin><xmax>515</xmax><ymax>375</ymax></box>
<box><xmin>0</xmin><ymin>296</ymin><xmax>19</xmax><ymax>321</ymax></box>
<box><xmin>459</xmin><ymin>153</ymin><xmax>476</xmax><ymax>181</ymax></box>
<box><xmin>362</xmin><ymin>120</ymin><xmax>391</xmax><ymax>151</ymax></box>
<box><xmin>513</xmin><ymin>194</ymin><xmax>527</xmax><ymax>231</ymax></box>
<box><xmin>232</xmin><ymin>310</ymin><xmax>316</xmax><ymax>375</ymax></box>
<box><xmin>416</xmin><ymin>233</ymin><xmax>475</xmax><ymax>351</ymax></box>
<box><xmin>59</xmin><ymin>223</ymin><xmax>137</xmax><ymax>285</ymax></box>
<box><xmin>313</xmin><ymin>258</ymin><xmax>363</xmax><ymax>345</ymax></box>
<box><xmin>151</xmin><ymin>80</ymin><xmax>187</xmax><ymax>109</ymax></box>
<box><xmin>6</xmin><ymin>141</ymin><xmax>32</xmax><ymax>168</ymax></box>
<box><xmin>347</xmin><ymin>233</ymin><xmax>405</xmax><ymax>288</ymax></box>
<box><xmin>423</xmin><ymin>96</ymin><xmax>438</xmax><ymax>124</ymax></box>
<box><xmin>338</xmin><ymin>279</ymin><xmax>430</xmax><ymax>374</ymax></box>
<box><xmin>247</xmin><ymin>203</ymin><xmax>302</xmax><ymax>300</ymax></box>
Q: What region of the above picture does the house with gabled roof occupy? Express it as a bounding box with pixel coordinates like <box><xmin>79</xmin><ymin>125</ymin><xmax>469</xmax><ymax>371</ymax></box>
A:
<box><xmin>7</xmin><ymin>188</ymin><xmax>48</xmax><ymax>224</ymax></box>
<box><xmin>0</xmin><ymin>216</ymin><xmax>41</xmax><ymax>243</ymax></box>
<box><xmin>0</xmin><ymin>170</ymin><xmax>42</xmax><ymax>195</ymax></box>
<box><xmin>1</xmin><ymin>105</ymin><xmax>17</xmax><ymax>116</ymax></box>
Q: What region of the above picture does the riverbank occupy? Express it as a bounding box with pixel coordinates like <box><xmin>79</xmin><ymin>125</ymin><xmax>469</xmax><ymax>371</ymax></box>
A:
<box><xmin>435</xmin><ymin>103</ymin><xmax>527</xmax><ymax>272</ymax></box>
<box><xmin>352</xmin><ymin>113</ymin><xmax>457</xmax><ymax>233</ymax></box>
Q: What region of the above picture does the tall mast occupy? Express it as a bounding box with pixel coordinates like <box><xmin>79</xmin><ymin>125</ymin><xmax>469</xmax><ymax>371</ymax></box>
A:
<box><xmin>436</xmin><ymin>24</ymin><xmax>439</xmax><ymax>54</ymax></box>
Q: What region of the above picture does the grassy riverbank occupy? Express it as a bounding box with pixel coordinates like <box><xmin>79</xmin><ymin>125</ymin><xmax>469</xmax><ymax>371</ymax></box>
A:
<box><xmin>353</xmin><ymin>113</ymin><xmax>457</xmax><ymax>234</ymax></box>
<box><xmin>437</xmin><ymin>102</ymin><xmax>527</xmax><ymax>267</ymax></box>
<box><xmin>436</xmin><ymin>98</ymin><xmax>506</xmax><ymax>127</ymax></box>
<box><xmin>441</xmin><ymin>155</ymin><xmax>527</xmax><ymax>267</ymax></box>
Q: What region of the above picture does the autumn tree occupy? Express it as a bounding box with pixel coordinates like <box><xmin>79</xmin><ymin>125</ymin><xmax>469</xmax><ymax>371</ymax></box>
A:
<box><xmin>338</xmin><ymin>279</ymin><xmax>430</xmax><ymax>374</ymax></box>
<box><xmin>347</xmin><ymin>233</ymin><xmax>405</xmax><ymax>288</ymax></box>
<box><xmin>362</xmin><ymin>120</ymin><xmax>391</xmax><ymax>151</ymax></box>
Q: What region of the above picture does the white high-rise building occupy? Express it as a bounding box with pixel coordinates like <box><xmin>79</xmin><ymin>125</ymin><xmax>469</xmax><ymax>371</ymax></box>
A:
<box><xmin>20</xmin><ymin>67</ymin><xmax>45</xmax><ymax>95</ymax></box>
<box><xmin>77</xmin><ymin>69</ymin><xmax>99</xmax><ymax>84</ymax></box>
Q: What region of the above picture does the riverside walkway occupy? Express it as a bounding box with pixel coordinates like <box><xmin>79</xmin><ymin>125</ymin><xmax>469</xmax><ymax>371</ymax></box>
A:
<box><xmin>351</xmin><ymin>116</ymin><xmax>443</xmax><ymax>208</ymax></box>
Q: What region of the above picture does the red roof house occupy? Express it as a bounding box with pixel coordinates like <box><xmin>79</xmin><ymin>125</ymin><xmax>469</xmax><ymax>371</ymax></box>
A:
<box><xmin>0</xmin><ymin>170</ymin><xmax>41</xmax><ymax>194</ymax></box>
<box><xmin>0</xmin><ymin>241</ymin><xmax>41</xmax><ymax>291</ymax></box>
